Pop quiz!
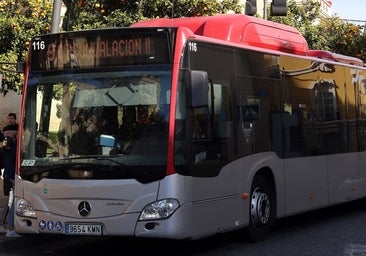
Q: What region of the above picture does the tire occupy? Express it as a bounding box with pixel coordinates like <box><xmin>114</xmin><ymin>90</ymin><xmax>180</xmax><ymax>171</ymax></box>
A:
<box><xmin>246</xmin><ymin>174</ymin><xmax>276</xmax><ymax>242</ymax></box>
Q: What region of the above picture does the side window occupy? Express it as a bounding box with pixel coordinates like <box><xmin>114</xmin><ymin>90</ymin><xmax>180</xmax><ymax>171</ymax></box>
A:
<box><xmin>187</xmin><ymin>42</ymin><xmax>234</xmax><ymax>176</ymax></box>
<box><xmin>190</xmin><ymin>82</ymin><xmax>232</xmax><ymax>175</ymax></box>
<box><xmin>280</xmin><ymin>55</ymin><xmax>350</xmax><ymax>156</ymax></box>
<box><xmin>235</xmin><ymin>51</ymin><xmax>281</xmax><ymax>158</ymax></box>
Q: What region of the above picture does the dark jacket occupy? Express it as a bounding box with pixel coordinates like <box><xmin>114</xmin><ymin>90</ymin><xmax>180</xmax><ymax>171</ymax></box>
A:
<box><xmin>3</xmin><ymin>138</ymin><xmax>16</xmax><ymax>180</ymax></box>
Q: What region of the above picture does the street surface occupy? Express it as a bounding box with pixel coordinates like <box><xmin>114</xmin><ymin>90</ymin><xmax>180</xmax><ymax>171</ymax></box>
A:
<box><xmin>1</xmin><ymin>199</ymin><xmax>366</xmax><ymax>255</ymax></box>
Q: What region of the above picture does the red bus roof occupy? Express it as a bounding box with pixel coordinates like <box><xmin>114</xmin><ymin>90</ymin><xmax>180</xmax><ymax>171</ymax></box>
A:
<box><xmin>131</xmin><ymin>14</ymin><xmax>309</xmax><ymax>55</ymax></box>
<box><xmin>307</xmin><ymin>50</ymin><xmax>364</xmax><ymax>66</ymax></box>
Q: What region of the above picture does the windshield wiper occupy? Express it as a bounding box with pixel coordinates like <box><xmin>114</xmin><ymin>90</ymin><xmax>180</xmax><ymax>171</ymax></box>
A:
<box><xmin>60</xmin><ymin>155</ymin><xmax>128</xmax><ymax>167</ymax></box>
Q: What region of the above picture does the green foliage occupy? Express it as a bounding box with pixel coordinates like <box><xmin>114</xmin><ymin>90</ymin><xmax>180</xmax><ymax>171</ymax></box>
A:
<box><xmin>62</xmin><ymin>0</ymin><xmax>243</xmax><ymax>30</ymax></box>
<box><xmin>0</xmin><ymin>0</ymin><xmax>52</xmax><ymax>94</ymax></box>
<box><xmin>269</xmin><ymin>0</ymin><xmax>366</xmax><ymax>62</ymax></box>
<box><xmin>318</xmin><ymin>16</ymin><xmax>366</xmax><ymax>60</ymax></box>
<box><xmin>140</xmin><ymin>0</ymin><xmax>243</xmax><ymax>18</ymax></box>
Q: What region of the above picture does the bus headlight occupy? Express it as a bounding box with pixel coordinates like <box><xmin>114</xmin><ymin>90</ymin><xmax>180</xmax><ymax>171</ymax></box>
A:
<box><xmin>139</xmin><ymin>198</ymin><xmax>179</xmax><ymax>220</ymax></box>
<box><xmin>16</xmin><ymin>199</ymin><xmax>36</xmax><ymax>218</ymax></box>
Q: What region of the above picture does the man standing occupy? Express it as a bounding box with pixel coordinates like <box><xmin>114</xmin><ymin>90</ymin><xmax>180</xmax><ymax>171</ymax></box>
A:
<box><xmin>2</xmin><ymin>113</ymin><xmax>21</xmax><ymax>237</ymax></box>
<box><xmin>3</xmin><ymin>113</ymin><xmax>18</xmax><ymax>140</ymax></box>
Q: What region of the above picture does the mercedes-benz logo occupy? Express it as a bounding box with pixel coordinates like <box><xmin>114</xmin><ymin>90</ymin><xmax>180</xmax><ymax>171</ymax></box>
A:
<box><xmin>78</xmin><ymin>201</ymin><xmax>91</xmax><ymax>217</ymax></box>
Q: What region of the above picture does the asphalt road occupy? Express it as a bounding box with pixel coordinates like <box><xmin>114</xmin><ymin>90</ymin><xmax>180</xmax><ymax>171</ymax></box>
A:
<box><xmin>1</xmin><ymin>199</ymin><xmax>366</xmax><ymax>256</ymax></box>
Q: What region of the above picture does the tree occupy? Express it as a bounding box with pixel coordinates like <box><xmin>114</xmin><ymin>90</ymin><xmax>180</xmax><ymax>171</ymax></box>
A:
<box><xmin>0</xmin><ymin>0</ymin><xmax>53</xmax><ymax>94</ymax></box>
<box><xmin>62</xmin><ymin>0</ymin><xmax>243</xmax><ymax>30</ymax></box>
<box><xmin>268</xmin><ymin>0</ymin><xmax>366</xmax><ymax>62</ymax></box>
<box><xmin>317</xmin><ymin>16</ymin><xmax>366</xmax><ymax>61</ymax></box>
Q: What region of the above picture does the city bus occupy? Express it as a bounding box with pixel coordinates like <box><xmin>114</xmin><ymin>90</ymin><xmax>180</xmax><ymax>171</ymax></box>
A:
<box><xmin>14</xmin><ymin>14</ymin><xmax>366</xmax><ymax>241</ymax></box>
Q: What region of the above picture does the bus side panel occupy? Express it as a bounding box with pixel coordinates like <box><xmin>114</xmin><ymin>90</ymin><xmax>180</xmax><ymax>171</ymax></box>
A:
<box><xmin>154</xmin><ymin>163</ymin><xmax>242</xmax><ymax>239</ymax></box>
<box><xmin>284</xmin><ymin>152</ymin><xmax>366</xmax><ymax>216</ymax></box>
<box><xmin>137</xmin><ymin>153</ymin><xmax>283</xmax><ymax>240</ymax></box>
<box><xmin>326</xmin><ymin>65</ymin><xmax>366</xmax><ymax>203</ymax></box>
<box><xmin>328</xmin><ymin>152</ymin><xmax>366</xmax><ymax>203</ymax></box>
<box><xmin>279</xmin><ymin>55</ymin><xmax>366</xmax><ymax>215</ymax></box>
<box><xmin>135</xmin><ymin>195</ymin><xmax>240</xmax><ymax>240</ymax></box>
<box><xmin>284</xmin><ymin>156</ymin><xmax>328</xmax><ymax>216</ymax></box>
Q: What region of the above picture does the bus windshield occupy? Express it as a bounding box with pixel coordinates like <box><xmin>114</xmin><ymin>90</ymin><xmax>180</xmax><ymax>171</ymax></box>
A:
<box><xmin>20</xmin><ymin>68</ymin><xmax>171</xmax><ymax>182</ymax></box>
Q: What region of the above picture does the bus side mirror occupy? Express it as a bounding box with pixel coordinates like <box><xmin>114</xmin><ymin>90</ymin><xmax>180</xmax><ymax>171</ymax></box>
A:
<box><xmin>189</xmin><ymin>70</ymin><xmax>208</xmax><ymax>108</ymax></box>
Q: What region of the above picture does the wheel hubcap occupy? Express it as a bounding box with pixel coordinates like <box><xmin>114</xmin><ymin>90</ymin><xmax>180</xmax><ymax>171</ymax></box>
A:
<box><xmin>251</xmin><ymin>188</ymin><xmax>270</xmax><ymax>226</ymax></box>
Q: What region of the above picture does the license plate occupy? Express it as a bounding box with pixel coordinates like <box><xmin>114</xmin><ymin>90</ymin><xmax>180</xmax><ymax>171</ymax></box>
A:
<box><xmin>65</xmin><ymin>223</ymin><xmax>102</xmax><ymax>235</ymax></box>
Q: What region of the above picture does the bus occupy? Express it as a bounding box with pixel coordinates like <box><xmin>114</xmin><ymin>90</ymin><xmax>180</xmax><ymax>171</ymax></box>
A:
<box><xmin>15</xmin><ymin>14</ymin><xmax>366</xmax><ymax>241</ymax></box>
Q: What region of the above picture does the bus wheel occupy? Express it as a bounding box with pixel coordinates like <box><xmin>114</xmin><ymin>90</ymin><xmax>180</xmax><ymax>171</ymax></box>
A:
<box><xmin>246</xmin><ymin>175</ymin><xmax>275</xmax><ymax>242</ymax></box>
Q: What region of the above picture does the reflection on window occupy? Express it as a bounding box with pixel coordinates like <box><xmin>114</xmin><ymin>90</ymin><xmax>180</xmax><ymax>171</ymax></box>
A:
<box><xmin>27</xmin><ymin>72</ymin><xmax>170</xmax><ymax>160</ymax></box>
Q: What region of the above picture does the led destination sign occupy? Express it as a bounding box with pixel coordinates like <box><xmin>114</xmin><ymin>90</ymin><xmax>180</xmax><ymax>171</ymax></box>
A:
<box><xmin>99</xmin><ymin>37</ymin><xmax>152</xmax><ymax>58</ymax></box>
<box><xmin>30</xmin><ymin>30</ymin><xmax>171</xmax><ymax>71</ymax></box>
